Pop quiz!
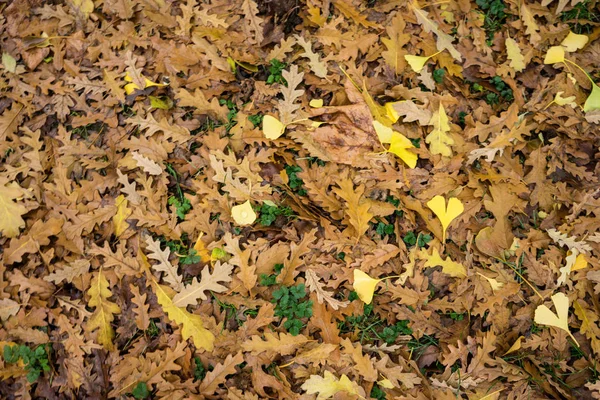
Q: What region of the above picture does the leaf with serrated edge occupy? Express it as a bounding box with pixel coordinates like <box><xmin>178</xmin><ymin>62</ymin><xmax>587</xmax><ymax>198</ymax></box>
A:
<box><xmin>172</xmin><ymin>262</ymin><xmax>233</xmax><ymax>307</ymax></box>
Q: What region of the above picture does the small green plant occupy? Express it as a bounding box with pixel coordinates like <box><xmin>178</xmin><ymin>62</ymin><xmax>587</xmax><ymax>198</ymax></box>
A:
<box><xmin>432</xmin><ymin>68</ymin><xmax>445</xmax><ymax>84</ymax></box>
<box><xmin>489</xmin><ymin>76</ymin><xmax>514</xmax><ymax>103</ymax></box>
<box><xmin>380</xmin><ymin>320</ymin><xmax>413</xmax><ymax>344</ymax></box>
<box><xmin>476</xmin><ymin>0</ymin><xmax>509</xmax><ymax>44</ymax></box>
<box><xmin>180</xmin><ymin>248</ymin><xmax>201</xmax><ymax>265</ymax></box>
<box><xmin>193</xmin><ymin>357</ymin><xmax>207</xmax><ymax>381</ymax></box>
<box><xmin>449</xmin><ymin>311</ymin><xmax>465</xmax><ymax>321</ymax></box>
<box><xmin>131</xmin><ymin>382</ymin><xmax>150</xmax><ymax>399</ymax></box>
<box><xmin>258</xmin><ymin>203</ymin><xmax>295</xmax><ymax>226</ymax></box>
<box><xmin>266</xmin><ymin>59</ymin><xmax>287</xmax><ymax>85</ymax></box>
<box><xmin>219</xmin><ymin>98</ymin><xmax>238</xmax><ymax>132</ymax></box>
<box><xmin>3</xmin><ymin>344</ymin><xmax>51</xmax><ymax>383</ymax></box>
<box><xmin>146</xmin><ymin>319</ymin><xmax>160</xmax><ymax>338</ymax></box>
<box><xmin>272</xmin><ymin>283</ymin><xmax>313</xmax><ymax>336</ymax></box>
<box><xmin>260</xmin><ymin>263</ymin><xmax>284</xmax><ymax>286</ymax></box>
<box><xmin>284</xmin><ymin>165</ymin><xmax>307</xmax><ymax>195</ymax></box>
<box><xmin>403</xmin><ymin>231</ymin><xmax>432</xmax><ymax>248</ymax></box>
<box><xmin>376</xmin><ymin>221</ymin><xmax>394</xmax><ymax>237</ymax></box>
<box><xmin>248</xmin><ymin>113</ymin><xmax>263</xmax><ymax>127</ymax></box>
<box><xmin>370</xmin><ymin>384</ymin><xmax>386</xmax><ymax>400</ymax></box>
<box><xmin>160</xmin><ymin>234</ymin><xmax>201</xmax><ymax>265</ymax></box>
<box><xmin>168</xmin><ymin>196</ymin><xmax>192</xmax><ymax>220</ymax></box>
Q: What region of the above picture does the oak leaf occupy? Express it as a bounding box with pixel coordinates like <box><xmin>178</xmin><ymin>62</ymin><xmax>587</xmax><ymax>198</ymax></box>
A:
<box><xmin>145</xmin><ymin>236</ymin><xmax>184</xmax><ymax>291</ymax></box>
<box><xmin>241</xmin><ymin>332</ymin><xmax>309</xmax><ymax>355</ymax></box>
<box><xmin>426</xmin><ymin>103</ymin><xmax>454</xmax><ymax>157</ymax></box>
<box><xmin>301</xmin><ymin>370</ymin><xmax>362</xmax><ymax>400</ymax></box>
<box><xmin>199</xmin><ymin>352</ymin><xmax>245</xmax><ymax>394</ymax></box>
<box><xmin>305</xmin><ymin>269</ymin><xmax>349</xmax><ymax>310</ymax></box>
<box><xmin>132</xmin><ymin>151</ymin><xmax>163</xmax><ymax>175</ymax></box>
<box><xmin>172</xmin><ymin>262</ymin><xmax>233</xmax><ymax>307</ymax></box>
<box><xmin>86</xmin><ymin>269</ymin><xmax>121</xmax><ymax>351</ymax></box>
<box><xmin>0</xmin><ymin>180</ymin><xmax>29</xmax><ymax>238</ymax></box>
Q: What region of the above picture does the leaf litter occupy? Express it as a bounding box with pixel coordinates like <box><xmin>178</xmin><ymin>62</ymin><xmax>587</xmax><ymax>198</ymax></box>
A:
<box><xmin>1</xmin><ymin>0</ymin><xmax>600</xmax><ymax>398</ymax></box>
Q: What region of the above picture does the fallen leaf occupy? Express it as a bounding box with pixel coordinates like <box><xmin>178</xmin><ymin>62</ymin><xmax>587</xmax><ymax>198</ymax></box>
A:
<box><xmin>262</xmin><ymin>115</ymin><xmax>285</xmax><ymax>139</ymax></box>
<box><xmin>353</xmin><ymin>269</ymin><xmax>381</xmax><ymax>304</ymax></box>
<box><xmin>301</xmin><ymin>370</ymin><xmax>362</xmax><ymax>400</ymax></box>
<box><xmin>426</xmin><ymin>195</ymin><xmax>464</xmax><ymax>242</ymax></box>
<box><xmin>231</xmin><ymin>200</ymin><xmax>257</xmax><ymax>225</ymax></box>
<box><xmin>534</xmin><ymin>292</ymin><xmax>578</xmax><ymax>345</ymax></box>
<box><xmin>561</xmin><ymin>31</ymin><xmax>588</xmax><ymax>52</ymax></box>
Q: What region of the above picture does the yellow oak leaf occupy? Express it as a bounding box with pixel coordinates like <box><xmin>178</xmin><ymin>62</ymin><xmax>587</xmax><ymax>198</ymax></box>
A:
<box><xmin>534</xmin><ymin>292</ymin><xmax>578</xmax><ymax>345</ymax></box>
<box><xmin>421</xmin><ymin>247</ymin><xmax>466</xmax><ymax>278</ymax></box>
<box><xmin>86</xmin><ymin>269</ymin><xmax>121</xmax><ymax>351</ymax></box>
<box><xmin>388</xmin><ymin>131</ymin><xmax>418</xmax><ymax>168</ymax></box>
<box><xmin>301</xmin><ymin>370</ymin><xmax>361</xmax><ymax>400</ymax></box>
<box><xmin>426</xmin><ymin>195</ymin><xmax>464</xmax><ymax>242</ymax></box>
<box><xmin>231</xmin><ymin>200</ymin><xmax>257</xmax><ymax>225</ymax></box>
<box><xmin>505</xmin><ymin>37</ymin><xmax>525</xmax><ymax>72</ymax></box>
<box><xmin>154</xmin><ymin>282</ymin><xmax>215</xmax><ymax>351</ymax></box>
<box><xmin>262</xmin><ymin>115</ymin><xmax>285</xmax><ymax>139</ymax></box>
<box><xmin>112</xmin><ymin>195</ymin><xmax>132</xmax><ymax>237</ymax></box>
<box><xmin>561</xmin><ymin>31</ymin><xmax>588</xmax><ymax>52</ymax></box>
<box><xmin>353</xmin><ymin>269</ymin><xmax>381</xmax><ymax>304</ymax></box>
<box><xmin>426</xmin><ymin>103</ymin><xmax>454</xmax><ymax>157</ymax></box>
<box><xmin>544</xmin><ymin>46</ymin><xmax>565</xmax><ymax>64</ymax></box>
<box><xmin>0</xmin><ymin>182</ymin><xmax>28</xmax><ymax>238</ymax></box>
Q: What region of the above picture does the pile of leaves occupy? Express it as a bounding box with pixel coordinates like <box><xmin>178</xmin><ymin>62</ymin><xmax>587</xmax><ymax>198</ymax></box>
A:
<box><xmin>1</xmin><ymin>0</ymin><xmax>600</xmax><ymax>398</ymax></box>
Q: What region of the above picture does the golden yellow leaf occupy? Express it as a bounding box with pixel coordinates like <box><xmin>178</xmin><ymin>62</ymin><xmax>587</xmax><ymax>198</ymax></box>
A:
<box><xmin>561</xmin><ymin>31</ymin><xmax>588</xmax><ymax>52</ymax></box>
<box><xmin>571</xmin><ymin>253</ymin><xmax>588</xmax><ymax>271</ymax></box>
<box><xmin>154</xmin><ymin>282</ymin><xmax>215</xmax><ymax>351</ymax></box>
<box><xmin>477</xmin><ymin>272</ymin><xmax>504</xmax><ymax>292</ymax></box>
<box><xmin>112</xmin><ymin>195</ymin><xmax>132</xmax><ymax>237</ymax></box>
<box><xmin>554</xmin><ymin>92</ymin><xmax>577</xmax><ymax>107</ymax></box>
<box><xmin>404</xmin><ymin>54</ymin><xmax>432</xmax><ymax>73</ymax></box>
<box><xmin>384</xmin><ymin>101</ymin><xmax>403</xmax><ymax>123</ymax></box>
<box><xmin>505</xmin><ymin>37</ymin><xmax>525</xmax><ymax>72</ymax></box>
<box><xmin>388</xmin><ymin>131</ymin><xmax>418</xmax><ymax>168</ymax></box>
<box><xmin>503</xmin><ymin>336</ymin><xmax>523</xmax><ymax>355</ymax></box>
<box><xmin>583</xmin><ymin>82</ymin><xmax>600</xmax><ymax>112</ymax></box>
<box><xmin>378</xmin><ymin>378</ymin><xmax>395</xmax><ymax>389</ymax></box>
<box><xmin>421</xmin><ymin>247</ymin><xmax>466</xmax><ymax>278</ymax></box>
<box><xmin>86</xmin><ymin>269</ymin><xmax>121</xmax><ymax>351</ymax></box>
<box><xmin>0</xmin><ymin>182</ymin><xmax>28</xmax><ymax>238</ymax></box>
<box><xmin>373</xmin><ymin>120</ymin><xmax>394</xmax><ymax>143</ymax></box>
<box><xmin>124</xmin><ymin>71</ymin><xmax>167</xmax><ymax>95</ymax></box>
<box><xmin>231</xmin><ymin>200</ymin><xmax>257</xmax><ymax>225</ymax></box>
<box><xmin>353</xmin><ymin>269</ymin><xmax>381</xmax><ymax>304</ymax></box>
<box><xmin>309</xmin><ymin>99</ymin><xmax>323</xmax><ymax>108</ymax></box>
<box><xmin>426</xmin><ymin>195</ymin><xmax>464</xmax><ymax>242</ymax></box>
<box><xmin>544</xmin><ymin>46</ymin><xmax>565</xmax><ymax>64</ymax></box>
<box><xmin>426</xmin><ymin>103</ymin><xmax>453</xmax><ymax>157</ymax></box>
<box><xmin>193</xmin><ymin>232</ymin><xmax>211</xmax><ymax>262</ymax></box>
<box><xmin>301</xmin><ymin>370</ymin><xmax>361</xmax><ymax>400</ymax></box>
<box><xmin>534</xmin><ymin>292</ymin><xmax>578</xmax><ymax>345</ymax></box>
<box><xmin>262</xmin><ymin>115</ymin><xmax>285</xmax><ymax>139</ymax></box>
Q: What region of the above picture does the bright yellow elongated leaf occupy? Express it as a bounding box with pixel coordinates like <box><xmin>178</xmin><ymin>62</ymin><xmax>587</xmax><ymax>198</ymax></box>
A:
<box><xmin>384</xmin><ymin>101</ymin><xmax>403</xmax><ymax>123</ymax></box>
<box><xmin>231</xmin><ymin>200</ymin><xmax>257</xmax><ymax>225</ymax></box>
<box><xmin>262</xmin><ymin>115</ymin><xmax>285</xmax><ymax>139</ymax></box>
<box><xmin>503</xmin><ymin>336</ymin><xmax>523</xmax><ymax>355</ymax></box>
<box><xmin>534</xmin><ymin>292</ymin><xmax>578</xmax><ymax>345</ymax></box>
<box><xmin>124</xmin><ymin>71</ymin><xmax>167</xmax><ymax>95</ymax></box>
<box><xmin>86</xmin><ymin>269</ymin><xmax>121</xmax><ymax>351</ymax></box>
<box><xmin>544</xmin><ymin>46</ymin><xmax>565</xmax><ymax>64</ymax></box>
<box><xmin>583</xmin><ymin>82</ymin><xmax>600</xmax><ymax>112</ymax></box>
<box><xmin>154</xmin><ymin>282</ymin><xmax>215</xmax><ymax>351</ymax></box>
<box><xmin>353</xmin><ymin>269</ymin><xmax>381</xmax><ymax>304</ymax></box>
<box><xmin>426</xmin><ymin>195</ymin><xmax>464</xmax><ymax>242</ymax></box>
<box><xmin>421</xmin><ymin>247</ymin><xmax>466</xmax><ymax>278</ymax></box>
<box><xmin>426</xmin><ymin>103</ymin><xmax>453</xmax><ymax>157</ymax></box>
<box><xmin>112</xmin><ymin>195</ymin><xmax>132</xmax><ymax>237</ymax></box>
<box><xmin>301</xmin><ymin>370</ymin><xmax>361</xmax><ymax>400</ymax></box>
<box><xmin>554</xmin><ymin>92</ymin><xmax>577</xmax><ymax>107</ymax></box>
<box><xmin>373</xmin><ymin>120</ymin><xmax>394</xmax><ymax>143</ymax></box>
<box><xmin>193</xmin><ymin>232</ymin><xmax>211</xmax><ymax>262</ymax></box>
<box><xmin>388</xmin><ymin>131</ymin><xmax>418</xmax><ymax>168</ymax></box>
<box><xmin>561</xmin><ymin>31</ymin><xmax>588</xmax><ymax>52</ymax></box>
<box><xmin>505</xmin><ymin>37</ymin><xmax>525</xmax><ymax>72</ymax></box>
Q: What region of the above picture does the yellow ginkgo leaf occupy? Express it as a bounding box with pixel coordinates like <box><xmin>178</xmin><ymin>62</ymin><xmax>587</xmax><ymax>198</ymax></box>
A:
<box><xmin>477</xmin><ymin>272</ymin><xmax>504</xmax><ymax>292</ymax></box>
<box><xmin>353</xmin><ymin>269</ymin><xmax>381</xmax><ymax>304</ymax></box>
<box><xmin>583</xmin><ymin>82</ymin><xmax>600</xmax><ymax>112</ymax></box>
<box><xmin>544</xmin><ymin>46</ymin><xmax>565</xmax><ymax>64</ymax></box>
<box><xmin>124</xmin><ymin>71</ymin><xmax>166</xmax><ymax>95</ymax></box>
<box><xmin>231</xmin><ymin>200</ymin><xmax>257</xmax><ymax>225</ymax></box>
<box><xmin>503</xmin><ymin>336</ymin><xmax>524</xmax><ymax>356</ymax></box>
<box><xmin>384</xmin><ymin>101</ymin><xmax>403</xmax><ymax>123</ymax></box>
<box><xmin>571</xmin><ymin>253</ymin><xmax>588</xmax><ymax>271</ymax></box>
<box><xmin>534</xmin><ymin>292</ymin><xmax>578</xmax><ymax>345</ymax></box>
<box><xmin>373</xmin><ymin>120</ymin><xmax>394</xmax><ymax>143</ymax></box>
<box><xmin>378</xmin><ymin>378</ymin><xmax>394</xmax><ymax>389</ymax></box>
<box><xmin>426</xmin><ymin>195</ymin><xmax>464</xmax><ymax>242</ymax></box>
<box><xmin>309</xmin><ymin>99</ymin><xmax>323</xmax><ymax>108</ymax></box>
<box><xmin>263</xmin><ymin>115</ymin><xmax>286</xmax><ymax>139</ymax></box>
<box><xmin>405</xmin><ymin>54</ymin><xmax>435</xmax><ymax>73</ymax></box>
<box><xmin>388</xmin><ymin>131</ymin><xmax>418</xmax><ymax>168</ymax></box>
<box><xmin>561</xmin><ymin>31</ymin><xmax>588</xmax><ymax>52</ymax></box>
<box><xmin>421</xmin><ymin>247</ymin><xmax>466</xmax><ymax>278</ymax></box>
<box><xmin>554</xmin><ymin>92</ymin><xmax>577</xmax><ymax>107</ymax></box>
